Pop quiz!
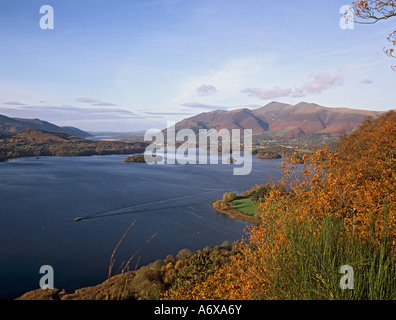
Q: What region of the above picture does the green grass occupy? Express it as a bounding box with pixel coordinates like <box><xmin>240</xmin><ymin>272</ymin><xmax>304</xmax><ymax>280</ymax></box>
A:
<box><xmin>232</xmin><ymin>197</ymin><xmax>256</xmax><ymax>217</ymax></box>
<box><xmin>262</xmin><ymin>213</ymin><xmax>396</xmax><ymax>300</ymax></box>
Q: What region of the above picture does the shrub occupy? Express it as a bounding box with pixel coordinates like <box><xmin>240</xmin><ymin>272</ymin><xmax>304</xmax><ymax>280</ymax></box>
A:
<box><xmin>176</xmin><ymin>248</ymin><xmax>192</xmax><ymax>260</ymax></box>
<box><xmin>165</xmin><ymin>111</ymin><xmax>396</xmax><ymax>300</ymax></box>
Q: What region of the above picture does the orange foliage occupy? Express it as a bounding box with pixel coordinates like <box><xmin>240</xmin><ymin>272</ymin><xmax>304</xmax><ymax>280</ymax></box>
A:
<box><xmin>163</xmin><ymin>237</ymin><xmax>269</xmax><ymax>300</ymax></box>
<box><xmin>165</xmin><ymin>111</ymin><xmax>396</xmax><ymax>300</ymax></box>
<box><xmin>273</xmin><ymin>111</ymin><xmax>396</xmax><ymax>241</ymax></box>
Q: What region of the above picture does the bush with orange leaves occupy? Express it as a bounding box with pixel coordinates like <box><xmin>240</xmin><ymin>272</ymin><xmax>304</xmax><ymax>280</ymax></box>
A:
<box><xmin>164</xmin><ymin>111</ymin><xmax>396</xmax><ymax>300</ymax></box>
<box><xmin>163</xmin><ymin>239</ymin><xmax>268</xmax><ymax>300</ymax></box>
<box><xmin>289</xmin><ymin>110</ymin><xmax>396</xmax><ymax>242</ymax></box>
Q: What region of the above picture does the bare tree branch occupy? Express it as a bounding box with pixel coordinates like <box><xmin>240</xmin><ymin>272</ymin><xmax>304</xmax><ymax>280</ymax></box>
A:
<box><xmin>351</xmin><ymin>1</ymin><xmax>396</xmax><ymax>70</ymax></box>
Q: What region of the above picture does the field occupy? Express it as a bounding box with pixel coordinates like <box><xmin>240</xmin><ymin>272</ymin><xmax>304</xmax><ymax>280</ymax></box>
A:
<box><xmin>232</xmin><ymin>197</ymin><xmax>256</xmax><ymax>217</ymax></box>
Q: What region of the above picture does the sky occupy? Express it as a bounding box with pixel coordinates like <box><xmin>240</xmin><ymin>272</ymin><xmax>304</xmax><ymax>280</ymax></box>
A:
<box><xmin>0</xmin><ymin>0</ymin><xmax>395</xmax><ymax>132</ymax></box>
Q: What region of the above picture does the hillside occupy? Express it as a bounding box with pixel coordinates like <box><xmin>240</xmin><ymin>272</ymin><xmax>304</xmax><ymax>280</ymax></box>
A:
<box><xmin>164</xmin><ymin>110</ymin><xmax>396</xmax><ymax>300</ymax></box>
<box><xmin>173</xmin><ymin>102</ymin><xmax>387</xmax><ymax>139</ymax></box>
<box><xmin>174</xmin><ymin>108</ymin><xmax>269</xmax><ymax>135</ymax></box>
<box><xmin>0</xmin><ymin>129</ymin><xmax>147</xmax><ymax>161</ymax></box>
<box><xmin>0</xmin><ymin>114</ymin><xmax>91</xmax><ymax>138</ymax></box>
<box><xmin>14</xmin><ymin>110</ymin><xmax>396</xmax><ymax>301</ymax></box>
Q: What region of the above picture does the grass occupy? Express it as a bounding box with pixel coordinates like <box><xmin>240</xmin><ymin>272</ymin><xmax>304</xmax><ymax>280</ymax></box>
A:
<box><xmin>262</xmin><ymin>213</ymin><xmax>396</xmax><ymax>300</ymax></box>
<box><xmin>232</xmin><ymin>197</ymin><xmax>256</xmax><ymax>217</ymax></box>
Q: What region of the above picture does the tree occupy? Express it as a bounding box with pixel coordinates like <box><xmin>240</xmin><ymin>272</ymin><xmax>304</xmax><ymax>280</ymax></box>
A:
<box><xmin>352</xmin><ymin>1</ymin><xmax>396</xmax><ymax>70</ymax></box>
<box><xmin>221</xmin><ymin>192</ymin><xmax>237</xmax><ymax>209</ymax></box>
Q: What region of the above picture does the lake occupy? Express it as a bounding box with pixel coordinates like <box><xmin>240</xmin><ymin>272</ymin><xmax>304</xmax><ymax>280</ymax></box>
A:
<box><xmin>0</xmin><ymin>153</ymin><xmax>283</xmax><ymax>299</ymax></box>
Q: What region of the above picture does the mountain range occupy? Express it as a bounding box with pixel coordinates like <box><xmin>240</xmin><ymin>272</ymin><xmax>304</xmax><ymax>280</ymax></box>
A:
<box><xmin>174</xmin><ymin>101</ymin><xmax>388</xmax><ymax>138</ymax></box>
<box><xmin>0</xmin><ymin>102</ymin><xmax>391</xmax><ymax>140</ymax></box>
<box><xmin>0</xmin><ymin>114</ymin><xmax>91</xmax><ymax>138</ymax></box>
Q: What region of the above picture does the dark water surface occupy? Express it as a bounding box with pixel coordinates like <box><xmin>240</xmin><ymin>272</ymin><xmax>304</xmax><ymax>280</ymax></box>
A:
<box><xmin>0</xmin><ymin>154</ymin><xmax>283</xmax><ymax>299</ymax></box>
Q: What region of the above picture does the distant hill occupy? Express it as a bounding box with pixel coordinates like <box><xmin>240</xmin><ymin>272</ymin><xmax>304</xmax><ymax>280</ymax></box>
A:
<box><xmin>173</xmin><ymin>102</ymin><xmax>388</xmax><ymax>138</ymax></box>
<box><xmin>0</xmin><ymin>128</ymin><xmax>147</xmax><ymax>161</ymax></box>
<box><xmin>0</xmin><ymin>114</ymin><xmax>91</xmax><ymax>138</ymax></box>
<box><xmin>174</xmin><ymin>108</ymin><xmax>269</xmax><ymax>135</ymax></box>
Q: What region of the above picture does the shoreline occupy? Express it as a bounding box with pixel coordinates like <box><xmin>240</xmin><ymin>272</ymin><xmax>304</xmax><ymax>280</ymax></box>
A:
<box><xmin>14</xmin><ymin>197</ymin><xmax>260</xmax><ymax>300</ymax></box>
<box><xmin>211</xmin><ymin>199</ymin><xmax>261</xmax><ymax>225</ymax></box>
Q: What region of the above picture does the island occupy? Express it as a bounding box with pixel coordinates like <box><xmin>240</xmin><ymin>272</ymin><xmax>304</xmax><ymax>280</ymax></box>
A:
<box><xmin>124</xmin><ymin>154</ymin><xmax>164</xmax><ymax>163</ymax></box>
<box><xmin>255</xmin><ymin>151</ymin><xmax>282</xmax><ymax>159</ymax></box>
<box><xmin>226</xmin><ymin>156</ymin><xmax>235</xmax><ymax>163</ymax></box>
<box><xmin>123</xmin><ymin>154</ymin><xmax>146</xmax><ymax>163</ymax></box>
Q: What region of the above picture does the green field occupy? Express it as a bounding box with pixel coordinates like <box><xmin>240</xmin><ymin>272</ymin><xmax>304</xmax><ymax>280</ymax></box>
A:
<box><xmin>232</xmin><ymin>197</ymin><xmax>256</xmax><ymax>217</ymax></box>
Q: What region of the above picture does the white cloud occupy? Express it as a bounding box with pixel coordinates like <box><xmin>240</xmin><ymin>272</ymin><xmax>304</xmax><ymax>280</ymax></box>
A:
<box><xmin>196</xmin><ymin>85</ymin><xmax>218</xmax><ymax>97</ymax></box>
<box><xmin>92</xmin><ymin>102</ymin><xmax>118</xmax><ymax>106</ymax></box>
<box><xmin>241</xmin><ymin>87</ymin><xmax>293</xmax><ymax>100</ymax></box>
<box><xmin>181</xmin><ymin>102</ymin><xmax>262</xmax><ymax>112</ymax></box>
<box><xmin>76</xmin><ymin>97</ymin><xmax>100</xmax><ymax>103</ymax></box>
<box><xmin>242</xmin><ymin>71</ymin><xmax>344</xmax><ymax>100</ymax></box>
<box><xmin>298</xmin><ymin>71</ymin><xmax>343</xmax><ymax>95</ymax></box>
<box><xmin>171</xmin><ymin>56</ymin><xmax>272</xmax><ymax>106</ymax></box>
<box><xmin>181</xmin><ymin>102</ymin><xmax>230</xmax><ymax>111</ymax></box>
<box><xmin>3</xmin><ymin>101</ymin><xmax>27</xmax><ymax>106</ymax></box>
<box><xmin>144</xmin><ymin>111</ymin><xmax>193</xmax><ymax>116</ymax></box>
<box><xmin>76</xmin><ymin>97</ymin><xmax>118</xmax><ymax>106</ymax></box>
<box><xmin>0</xmin><ymin>104</ymin><xmax>142</xmax><ymax>122</ymax></box>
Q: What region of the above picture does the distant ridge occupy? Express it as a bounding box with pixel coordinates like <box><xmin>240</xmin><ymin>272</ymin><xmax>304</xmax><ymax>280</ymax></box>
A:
<box><xmin>173</xmin><ymin>102</ymin><xmax>389</xmax><ymax>138</ymax></box>
<box><xmin>0</xmin><ymin>114</ymin><xmax>91</xmax><ymax>138</ymax></box>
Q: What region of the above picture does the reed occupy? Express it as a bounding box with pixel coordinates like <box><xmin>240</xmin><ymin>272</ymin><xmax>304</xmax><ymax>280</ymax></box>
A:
<box><xmin>264</xmin><ymin>210</ymin><xmax>396</xmax><ymax>300</ymax></box>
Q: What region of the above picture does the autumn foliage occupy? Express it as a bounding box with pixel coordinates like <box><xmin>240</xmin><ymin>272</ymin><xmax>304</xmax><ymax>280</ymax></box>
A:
<box><xmin>165</xmin><ymin>111</ymin><xmax>396</xmax><ymax>300</ymax></box>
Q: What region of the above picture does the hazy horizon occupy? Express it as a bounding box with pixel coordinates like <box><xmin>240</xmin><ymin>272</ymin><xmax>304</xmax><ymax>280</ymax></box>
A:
<box><xmin>1</xmin><ymin>0</ymin><xmax>395</xmax><ymax>131</ymax></box>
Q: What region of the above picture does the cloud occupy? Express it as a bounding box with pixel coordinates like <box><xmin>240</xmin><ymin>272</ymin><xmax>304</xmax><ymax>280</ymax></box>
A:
<box><xmin>181</xmin><ymin>102</ymin><xmax>230</xmax><ymax>111</ymax></box>
<box><xmin>181</xmin><ymin>102</ymin><xmax>262</xmax><ymax>112</ymax></box>
<box><xmin>92</xmin><ymin>102</ymin><xmax>118</xmax><ymax>106</ymax></box>
<box><xmin>76</xmin><ymin>97</ymin><xmax>100</xmax><ymax>104</ymax></box>
<box><xmin>0</xmin><ymin>104</ymin><xmax>143</xmax><ymax>122</ymax></box>
<box><xmin>76</xmin><ymin>97</ymin><xmax>118</xmax><ymax>106</ymax></box>
<box><xmin>360</xmin><ymin>78</ymin><xmax>373</xmax><ymax>85</ymax></box>
<box><xmin>196</xmin><ymin>85</ymin><xmax>218</xmax><ymax>97</ymax></box>
<box><xmin>297</xmin><ymin>71</ymin><xmax>343</xmax><ymax>95</ymax></box>
<box><xmin>4</xmin><ymin>101</ymin><xmax>27</xmax><ymax>106</ymax></box>
<box><xmin>241</xmin><ymin>87</ymin><xmax>293</xmax><ymax>100</ymax></box>
<box><xmin>171</xmin><ymin>57</ymin><xmax>270</xmax><ymax>107</ymax></box>
<box><xmin>242</xmin><ymin>71</ymin><xmax>344</xmax><ymax>100</ymax></box>
<box><xmin>144</xmin><ymin>111</ymin><xmax>194</xmax><ymax>116</ymax></box>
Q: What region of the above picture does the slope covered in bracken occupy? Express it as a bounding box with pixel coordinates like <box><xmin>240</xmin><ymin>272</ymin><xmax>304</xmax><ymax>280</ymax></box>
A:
<box><xmin>165</xmin><ymin>110</ymin><xmax>396</xmax><ymax>300</ymax></box>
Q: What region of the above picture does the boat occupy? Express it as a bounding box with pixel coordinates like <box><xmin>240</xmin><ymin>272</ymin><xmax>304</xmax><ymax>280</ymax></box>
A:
<box><xmin>74</xmin><ymin>217</ymin><xmax>82</xmax><ymax>222</ymax></box>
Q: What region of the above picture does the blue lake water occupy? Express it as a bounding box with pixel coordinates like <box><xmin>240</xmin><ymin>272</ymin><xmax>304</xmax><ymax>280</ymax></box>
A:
<box><xmin>0</xmin><ymin>153</ymin><xmax>283</xmax><ymax>299</ymax></box>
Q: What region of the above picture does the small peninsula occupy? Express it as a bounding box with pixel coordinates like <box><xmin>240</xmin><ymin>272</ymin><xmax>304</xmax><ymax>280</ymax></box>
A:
<box><xmin>124</xmin><ymin>154</ymin><xmax>164</xmax><ymax>163</ymax></box>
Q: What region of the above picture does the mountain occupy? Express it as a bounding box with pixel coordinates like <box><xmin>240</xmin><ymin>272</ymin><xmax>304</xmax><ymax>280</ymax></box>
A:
<box><xmin>0</xmin><ymin>114</ymin><xmax>91</xmax><ymax>138</ymax></box>
<box><xmin>174</xmin><ymin>108</ymin><xmax>268</xmax><ymax>135</ymax></box>
<box><xmin>251</xmin><ymin>102</ymin><xmax>385</xmax><ymax>138</ymax></box>
<box><xmin>173</xmin><ymin>102</ymin><xmax>387</xmax><ymax>138</ymax></box>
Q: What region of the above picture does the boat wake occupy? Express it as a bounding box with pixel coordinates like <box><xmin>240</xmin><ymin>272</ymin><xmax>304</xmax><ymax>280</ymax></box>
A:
<box><xmin>73</xmin><ymin>190</ymin><xmax>215</xmax><ymax>222</ymax></box>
